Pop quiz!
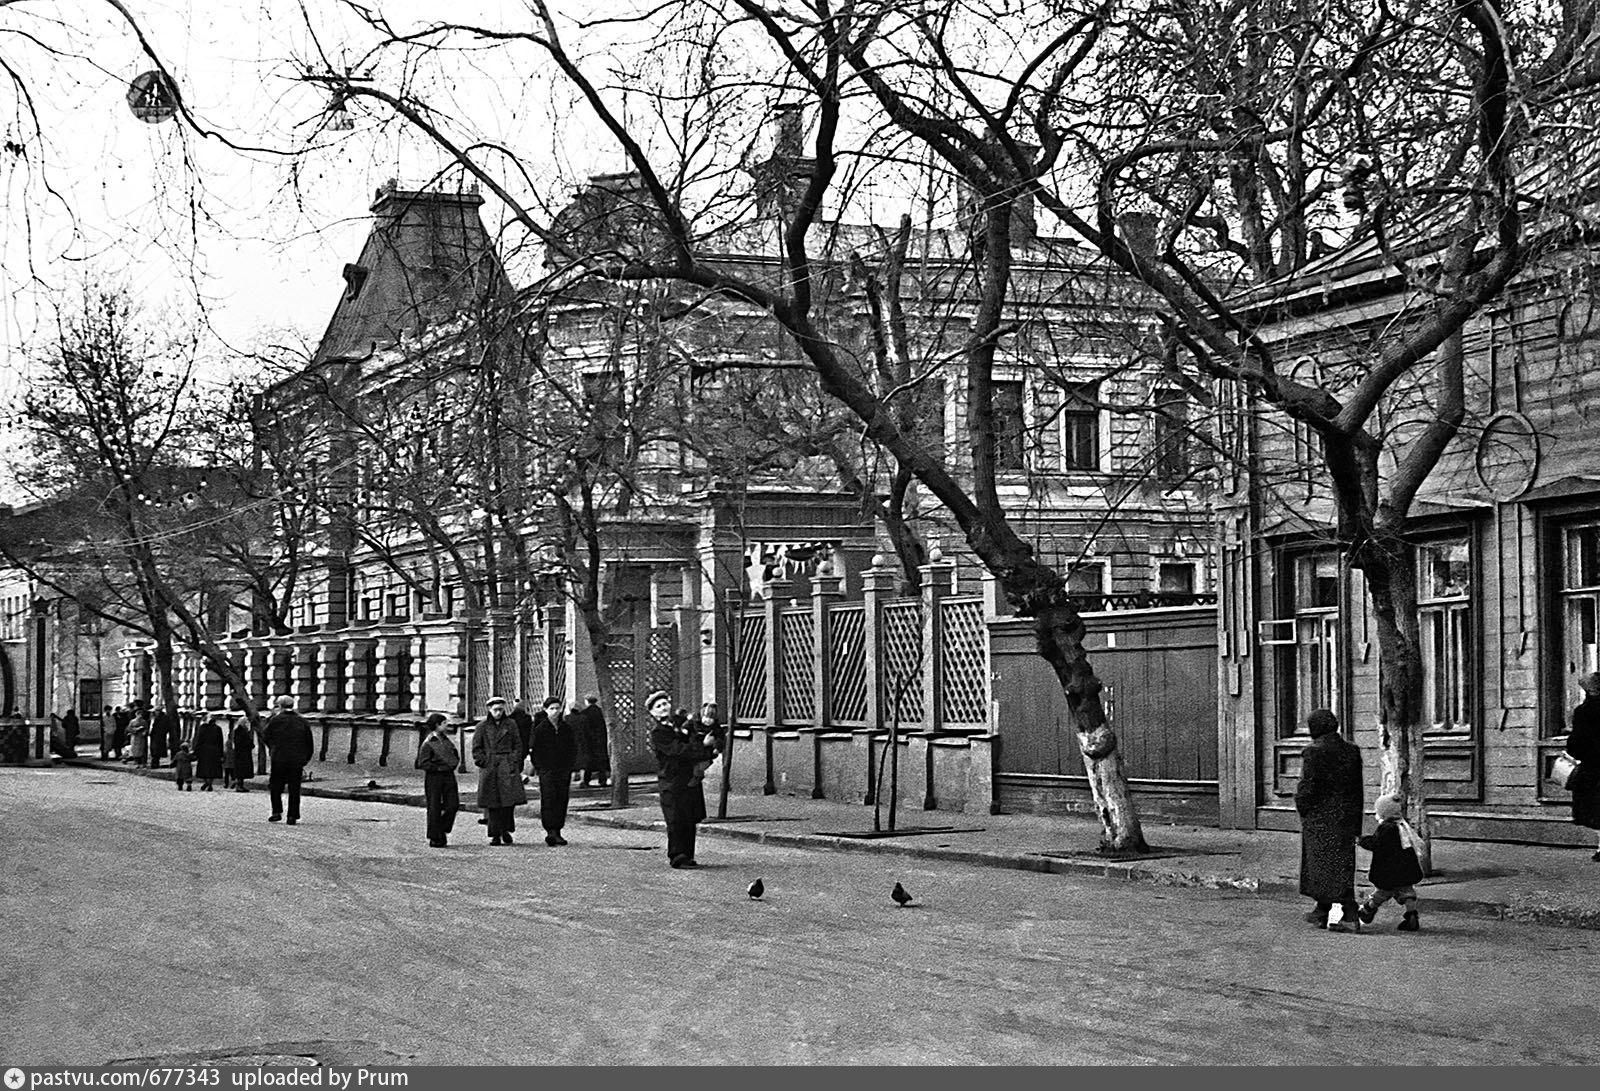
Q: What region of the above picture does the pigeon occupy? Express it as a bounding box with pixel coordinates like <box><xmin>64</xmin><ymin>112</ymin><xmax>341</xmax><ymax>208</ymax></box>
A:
<box><xmin>891</xmin><ymin>882</ymin><xmax>913</xmax><ymax>907</ymax></box>
<box><xmin>747</xmin><ymin>878</ymin><xmax>764</xmax><ymax>900</ymax></box>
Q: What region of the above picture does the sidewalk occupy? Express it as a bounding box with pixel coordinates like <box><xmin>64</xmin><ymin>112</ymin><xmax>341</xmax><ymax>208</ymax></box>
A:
<box><xmin>62</xmin><ymin>750</ymin><xmax>1600</xmax><ymax>931</ymax></box>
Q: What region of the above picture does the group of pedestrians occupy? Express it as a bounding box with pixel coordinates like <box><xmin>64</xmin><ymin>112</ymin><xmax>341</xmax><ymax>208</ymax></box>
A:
<box><xmin>1295</xmin><ymin>673</ymin><xmax>1600</xmax><ymax>934</ymax></box>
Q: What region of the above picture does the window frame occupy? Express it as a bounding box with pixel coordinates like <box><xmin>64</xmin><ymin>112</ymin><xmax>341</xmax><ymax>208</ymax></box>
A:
<box><xmin>1059</xmin><ymin>380</ymin><xmax>1102</xmax><ymax>473</ymax></box>
<box><xmin>1416</xmin><ymin>533</ymin><xmax>1475</xmax><ymax>736</ymax></box>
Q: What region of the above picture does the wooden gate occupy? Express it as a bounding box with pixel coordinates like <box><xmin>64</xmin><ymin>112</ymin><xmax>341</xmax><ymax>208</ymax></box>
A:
<box><xmin>601</xmin><ymin>622</ymin><xmax>679</xmax><ymax>775</ymax></box>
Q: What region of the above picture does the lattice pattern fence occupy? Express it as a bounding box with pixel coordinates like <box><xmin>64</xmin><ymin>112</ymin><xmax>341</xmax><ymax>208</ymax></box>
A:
<box><xmin>879</xmin><ymin>601</ymin><xmax>924</xmax><ymax>724</ymax></box>
<box><xmin>520</xmin><ymin>630</ymin><xmax>547</xmax><ymax>702</ymax></box>
<box><xmin>602</xmin><ymin>631</ymin><xmax>636</xmax><ymax>755</ymax></box>
<box><xmin>493</xmin><ymin>635</ymin><xmax>517</xmax><ymax>702</ymax></box>
<box><xmin>549</xmin><ymin>628</ymin><xmax>567</xmax><ymax>704</ymax></box>
<box><xmin>778</xmin><ymin>609</ymin><xmax>815</xmax><ymax>723</ymax></box>
<box><xmin>939</xmin><ymin>598</ymin><xmax>989</xmax><ymax>725</ymax></box>
<box><xmin>734</xmin><ymin>614</ymin><xmax>767</xmax><ymax>723</ymax></box>
<box><xmin>827</xmin><ymin>605</ymin><xmax>867</xmax><ymax>723</ymax></box>
<box><xmin>469</xmin><ymin>636</ymin><xmax>492</xmax><ymax>712</ymax></box>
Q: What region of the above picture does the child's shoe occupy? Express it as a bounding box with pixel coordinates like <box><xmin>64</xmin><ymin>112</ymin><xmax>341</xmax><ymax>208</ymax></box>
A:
<box><xmin>1398</xmin><ymin>910</ymin><xmax>1420</xmax><ymax>932</ymax></box>
<box><xmin>1357</xmin><ymin>903</ymin><xmax>1377</xmax><ymax>925</ymax></box>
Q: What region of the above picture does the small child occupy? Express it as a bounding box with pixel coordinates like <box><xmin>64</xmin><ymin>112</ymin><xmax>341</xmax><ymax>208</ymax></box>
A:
<box><xmin>172</xmin><ymin>742</ymin><xmax>194</xmax><ymax>792</ymax></box>
<box><xmin>1357</xmin><ymin>793</ymin><xmax>1423</xmax><ymax>931</ymax></box>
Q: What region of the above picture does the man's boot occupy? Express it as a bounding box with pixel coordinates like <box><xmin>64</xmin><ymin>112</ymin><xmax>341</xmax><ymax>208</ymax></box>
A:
<box><xmin>1398</xmin><ymin>910</ymin><xmax>1421</xmax><ymax>932</ymax></box>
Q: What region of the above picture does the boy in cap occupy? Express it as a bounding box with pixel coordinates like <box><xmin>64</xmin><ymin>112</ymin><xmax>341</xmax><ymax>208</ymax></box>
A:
<box><xmin>1357</xmin><ymin>793</ymin><xmax>1424</xmax><ymax>931</ymax></box>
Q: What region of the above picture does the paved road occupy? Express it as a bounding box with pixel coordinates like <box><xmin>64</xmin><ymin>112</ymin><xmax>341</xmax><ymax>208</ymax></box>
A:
<box><xmin>3</xmin><ymin>766</ymin><xmax>1598</xmax><ymax>1065</ymax></box>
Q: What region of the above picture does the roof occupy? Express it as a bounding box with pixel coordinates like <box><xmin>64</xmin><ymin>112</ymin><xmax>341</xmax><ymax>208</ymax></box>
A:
<box><xmin>311</xmin><ymin>182</ymin><xmax>513</xmax><ymax>365</ymax></box>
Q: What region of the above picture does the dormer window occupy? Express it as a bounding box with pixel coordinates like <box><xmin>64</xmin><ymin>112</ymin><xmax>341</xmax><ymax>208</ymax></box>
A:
<box><xmin>342</xmin><ymin>263</ymin><xmax>370</xmax><ymax>301</ymax></box>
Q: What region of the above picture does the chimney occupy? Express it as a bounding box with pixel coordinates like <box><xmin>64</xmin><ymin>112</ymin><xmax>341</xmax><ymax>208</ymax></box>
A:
<box><xmin>752</xmin><ymin>103</ymin><xmax>817</xmax><ymax>219</ymax></box>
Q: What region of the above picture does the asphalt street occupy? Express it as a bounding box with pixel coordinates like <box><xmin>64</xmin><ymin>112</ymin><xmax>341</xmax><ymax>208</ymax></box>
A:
<box><xmin>3</xmin><ymin>765</ymin><xmax>1598</xmax><ymax>1065</ymax></box>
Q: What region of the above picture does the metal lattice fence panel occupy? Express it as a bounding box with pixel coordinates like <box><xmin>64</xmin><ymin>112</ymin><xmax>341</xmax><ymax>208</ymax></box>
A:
<box><xmin>939</xmin><ymin>598</ymin><xmax>989</xmax><ymax>726</ymax></box>
<box><xmin>827</xmin><ymin>605</ymin><xmax>867</xmax><ymax>724</ymax></box>
<box><xmin>469</xmin><ymin>637</ymin><xmax>492</xmax><ymax>713</ymax></box>
<box><xmin>644</xmin><ymin>626</ymin><xmax>677</xmax><ymax>700</ymax></box>
<box><xmin>602</xmin><ymin>632</ymin><xmax>637</xmax><ymax>756</ymax></box>
<box><xmin>879</xmin><ymin>600</ymin><xmax>924</xmax><ymax>724</ymax></box>
<box><xmin>778</xmin><ymin>609</ymin><xmax>815</xmax><ymax>723</ymax></box>
<box><xmin>549</xmin><ymin>626</ymin><xmax>567</xmax><ymax>704</ymax></box>
<box><xmin>520</xmin><ymin>631</ymin><xmax>547</xmax><ymax>702</ymax></box>
<box><xmin>494</xmin><ymin>635</ymin><xmax>517</xmax><ymax>703</ymax></box>
<box><xmin>734</xmin><ymin>613</ymin><xmax>767</xmax><ymax>723</ymax></box>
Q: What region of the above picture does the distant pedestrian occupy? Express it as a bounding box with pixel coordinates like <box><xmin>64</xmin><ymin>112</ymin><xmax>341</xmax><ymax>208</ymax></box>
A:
<box><xmin>262</xmin><ymin>695</ymin><xmax>315</xmax><ymax>825</ymax></box>
<box><xmin>1567</xmin><ymin>671</ymin><xmax>1600</xmax><ymax>862</ymax></box>
<box><xmin>1295</xmin><ymin>708</ymin><xmax>1364</xmax><ymax>932</ymax></box>
<box><xmin>230</xmin><ymin>721</ymin><xmax>254</xmax><ymax>792</ymax></box>
<box><xmin>171</xmin><ymin>742</ymin><xmax>194</xmax><ymax>791</ymax></box>
<box><xmin>192</xmin><ymin>716</ymin><xmax>226</xmax><ymax>791</ymax></box>
<box><xmin>62</xmin><ymin>708</ymin><xmax>80</xmax><ymax>755</ymax></box>
<box><xmin>472</xmin><ymin>696</ymin><xmax>527</xmax><ymax>845</ymax></box>
<box><xmin>111</xmin><ymin>705</ymin><xmax>131</xmax><ymax>760</ymax></box>
<box><xmin>129</xmin><ymin>707</ymin><xmax>150</xmax><ymax>767</ymax></box>
<box><xmin>649</xmin><ymin>689</ymin><xmax>714</xmax><ymax>869</ymax></box>
<box><xmin>414</xmin><ymin>713</ymin><xmax>460</xmax><ymax>848</ymax></box>
<box><xmin>577</xmin><ymin>694</ymin><xmax>610</xmax><ymax>788</ymax></box>
<box><xmin>529</xmin><ymin>696</ymin><xmax>575</xmax><ymax>846</ymax></box>
<box><xmin>149</xmin><ymin>704</ymin><xmax>169</xmax><ymax>768</ymax></box>
<box><xmin>100</xmin><ymin>704</ymin><xmax>114</xmax><ymax>759</ymax></box>
<box><xmin>1357</xmin><ymin>794</ymin><xmax>1424</xmax><ymax>931</ymax></box>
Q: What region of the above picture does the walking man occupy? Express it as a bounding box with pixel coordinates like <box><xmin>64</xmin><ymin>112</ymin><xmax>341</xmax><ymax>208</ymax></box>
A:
<box><xmin>414</xmin><ymin>713</ymin><xmax>461</xmax><ymax>848</ymax></box>
<box><xmin>530</xmin><ymin>696</ymin><xmax>576</xmax><ymax>846</ymax></box>
<box><xmin>263</xmin><ymin>695</ymin><xmax>315</xmax><ymax>825</ymax></box>
<box><xmin>472</xmin><ymin>696</ymin><xmax>528</xmax><ymax>845</ymax></box>
<box><xmin>1295</xmin><ymin>708</ymin><xmax>1365</xmax><ymax>931</ymax></box>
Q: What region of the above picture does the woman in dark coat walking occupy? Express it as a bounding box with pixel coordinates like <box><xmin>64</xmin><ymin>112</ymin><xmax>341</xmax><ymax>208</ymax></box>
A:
<box><xmin>1567</xmin><ymin>672</ymin><xmax>1600</xmax><ymax>861</ymax></box>
<box><xmin>1294</xmin><ymin>708</ymin><xmax>1365</xmax><ymax>930</ymax></box>
<box><xmin>577</xmin><ymin>695</ymin><xmax>610</xmax><ymax>788</ymax></box>
<box><xmin>192</xmin><ymin>717</ymin><xmax>226</xmax><ymax>791</ymax></box>
<box><xmin>472</xmin><ymin>697</ymin><xmax>528</xmax><ymax>845</ymax></box>
<box><xmin>230</xmin><ymin>721</ymin><xmax>255</xmax><ymax>791</ymax></box>
<box><xmin>414</xmin><ymin>713</ymin><xmax>461</xmax><ymax>848</ymax></box>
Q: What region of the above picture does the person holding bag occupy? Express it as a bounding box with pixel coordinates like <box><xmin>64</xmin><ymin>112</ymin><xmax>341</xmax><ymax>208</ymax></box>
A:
<box><xmin>1566</xmin><ymin>672</ymin><xmax>1600</xmax><ymax>862</ymax></box>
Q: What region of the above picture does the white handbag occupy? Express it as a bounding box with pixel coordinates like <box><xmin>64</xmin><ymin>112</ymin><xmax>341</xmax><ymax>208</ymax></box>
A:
<box><xmin>1552</xmin><ymin>751</ymin><xmax>1580</xmax><ymax>789</ymax></box>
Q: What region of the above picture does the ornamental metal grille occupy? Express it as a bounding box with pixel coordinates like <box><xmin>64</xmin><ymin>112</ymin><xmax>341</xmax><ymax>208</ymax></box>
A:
<box><xmin>734</xmin><ymin>613</ymin><xmax>767</xmax><ymax>723</ymax></box>
<box><xmin>520</xmin><ymin>631</ymin><xmax>547</xmax><ymax>702</ymax></box>
<box><xmin>494</xmin><ymin>635</ymin><xmax>517</xmax><ymax>703</ymax></box>
<box><xmin>602</xmin><ymin>632</ymin><xmax>636</xmax><ymax>754</ymax></box>
<box><xmin>549</xmin><ymin>627</ymin><xmax>567</xmax><ymax>704</ymax></box>
<box><xmin>469</xmin><ymin>636</ymin><xmax>491</xmax><ymax>712</ymax></box>
<box><xmin>644</xmin><ymin>627</ymin><xmax>677</xmax><ymax>703</ymax></box>
<box><xmin>939</xmin><ymin>597</ymin><xmax>989</xmax><ymax>726</ymax></box>
<box><xmin>879</xmin><ymin>600</ymin><xmax>924</xmax><ymax>724</ymax></box>
<box><xmin>827</xmin><ymin>605</ymin><xmax>867</xmax><ymax>723</ymax></box>
<box><xmin>778</xmin><ymin>609</ymin><xmax>815</xmax><ymax>723</ymax></box>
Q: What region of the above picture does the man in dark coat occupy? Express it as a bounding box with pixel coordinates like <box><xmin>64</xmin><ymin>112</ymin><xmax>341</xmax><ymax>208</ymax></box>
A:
<box><xmin>111</xmin><ymin>705</ymin><xmax>131</xmax><ymax>760</ymax></box>
<box><xmin>649</xmin><ymin>689</ymin><xmax>715</xmax><ymax>869</ymax></box>
<box><xmin>262</xmin><ymin>695</ymin><xmax>315</xmax><ymax>825</ymax></box>
<box><xmin>472</xmin><ymin>696</ymin><xmax>528</xmax><ymax>845</ymax></box>
<box><xmin>149</xmin><ymin>704</ymin><xmax>170</xmax><ymax>768</ymax></box>
<box><xmin>192</xmin><ymin>717</ymin><xmax>227</xmax><ymax>790</ymax></box>
<box><xmin>230</xmin><ymin>721</ymin><xmax>255</xmax><ymax>791</ymax></box>
<box><xmin>62</xmin><ymin>708</ymin><xmax>79</xmax><ymax>755</ymax></box>
<box><xmin>578</xmin><ymin>694</ymin><xmax>610</xmax><ymax>788</ymax></box>
<box><xmin>510</xmin><ymin>699</ymin><xmax>535</xmax><ymax>777</ymax></box>
<box><xmin>1567</xmin><ymin>671</ymin><xmax>1600</xmax><ymax>861</ymax></box>
<box><xmin>99</xmin><ymin>705</ymin><xmax>114</xmax><ymax>759</ymax></box>
<box><xmin>529</xmin><ymin>697</ymin><xmax>576</xmax><ymax>846</ymax></box>
<box><xmin>1295</xmin><ymin>708</ymin><xmax>1365</xmax><ymax>931</ymax></box>
<box><xmin>414</xmin><ymin>713</ymin><xmax>461</xmax><ymax>848</ymax></box>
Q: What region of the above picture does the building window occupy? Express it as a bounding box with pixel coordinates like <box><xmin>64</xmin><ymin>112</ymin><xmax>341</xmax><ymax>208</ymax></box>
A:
<box><xmin>1061</xmin><ymin>382</ymin><xmax>1100</xmax><ymax>471</ymax></box>
<box><xmin>1559</xmin><ymin>522</ymin><xmax>1600</xmax><ymax>734</ymax></box>
<box><xmin>1418</xmin><ymin>536</ymin><xmax>1473</xmax><ymax>733</ymax></box>
<box><xmin>1157</xmin><ymin>561</ymin><xmax>1195</xmax><ymax>597</ymax></box>
<box><xmin>1153</xmin><ymin>387</ymin><xmax>1189</xmax><ymax>483</ymax></box>
<box><xmin>992</xmin><ymin>380</ymin><xmax>1025</xmax><ymax>472</ymax></box>
<box><xmin>1283</xmin><ymin>550</ymin><xmax>1341</xmax><ymax>732</ymax></box>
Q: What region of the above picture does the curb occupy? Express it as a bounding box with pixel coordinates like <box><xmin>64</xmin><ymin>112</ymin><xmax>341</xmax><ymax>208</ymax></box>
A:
<box><xmin>59</xmin><ymin>757</ymin><xmax>1600</xmax><ymax>931</ymax></box>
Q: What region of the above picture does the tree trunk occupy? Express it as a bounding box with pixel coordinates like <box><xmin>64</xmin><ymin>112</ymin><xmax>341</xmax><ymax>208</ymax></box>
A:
<box><xmin>1359</xmin><ymin>542</ymin><xmax>1435</xmax><ymax>875</ymax></box>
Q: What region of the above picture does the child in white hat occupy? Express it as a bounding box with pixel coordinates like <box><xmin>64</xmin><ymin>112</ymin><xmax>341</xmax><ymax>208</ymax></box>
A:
<box><xmin>1357</xmin><ymin>793</ymin><xmax>1424</xmax><ymax>931</ymax></box>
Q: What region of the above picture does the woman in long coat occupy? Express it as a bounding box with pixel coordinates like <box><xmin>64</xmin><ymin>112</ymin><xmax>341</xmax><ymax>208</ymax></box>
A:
<box><xmin>1294</xmin><ymin>708</ymin><xmax>1365</xmax><ymax>930</ymax></box>
<box><xmin>472</xmin><ymin>697</ymin><xmax>527</xmax><ymax>845</ymax></box>
<box><xmin>129</xmin><ymin>709</ymin><xmax>150</xmax><ymax>767</ymax></box>
<box><xmin>192</xmin><ymin>717</ymin><xmax>226</xmax><ymax>791</ymax></box>
<box><xmin>230</xmin><ymin>721</ymin><xmax>255</xmax><ymax>792</ymax></box>
<box><xmin>1567</xmin><ymin>672</ymin><xmax>1600</xmax><ymax>861</ymax></box>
